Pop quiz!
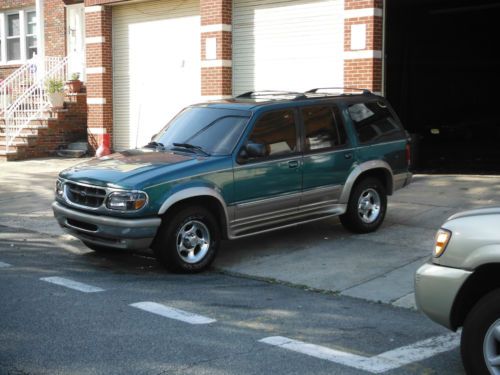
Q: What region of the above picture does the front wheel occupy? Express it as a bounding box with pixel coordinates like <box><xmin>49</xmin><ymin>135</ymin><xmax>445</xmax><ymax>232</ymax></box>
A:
<box><xmin>340</xmin><ymin>177</ymin><xmax>387</xmax><ymax>233</ymax></box>
<box><xmin>153</xmin><ymin>206</ymin><xmax>220</xmax><ymax>273</ymax></box>
<box><xmin>461</xmin><ymin>289</ymin><xmax>500</xmax><ymax>375</ymax></box>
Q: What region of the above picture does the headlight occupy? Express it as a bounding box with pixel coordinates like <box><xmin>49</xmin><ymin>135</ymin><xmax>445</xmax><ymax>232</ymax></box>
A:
<box><xmin>434</xmin><ymin>228</ymin><xmax>452</xmax><ymax>257</ymax></box>
<box><xmin>106</xmin><ymin>191</ymin><xmax>148</xmax><ymax>211</ymax></box>
<box><xmin>55</xmin><ymin>179</ymin><xmax>64</xmax><ymax>198</ymax></box>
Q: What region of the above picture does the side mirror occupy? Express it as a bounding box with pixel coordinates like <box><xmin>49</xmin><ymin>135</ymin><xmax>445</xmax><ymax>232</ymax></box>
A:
<box><xmin>237</xmin><ymin>142</ymin><xmax>266</xmax><ymax>164</ymax></box>
<box><xmin>246</xmin><ymin>142</ymin><xmax>267</xmax><ymax>158</ymax></box>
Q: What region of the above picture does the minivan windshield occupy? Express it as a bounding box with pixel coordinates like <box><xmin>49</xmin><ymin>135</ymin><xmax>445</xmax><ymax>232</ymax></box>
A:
<box><xmin>152</xmin><ymin>107</ymin><xmax>250</xmax><ymax>156</ymax></box>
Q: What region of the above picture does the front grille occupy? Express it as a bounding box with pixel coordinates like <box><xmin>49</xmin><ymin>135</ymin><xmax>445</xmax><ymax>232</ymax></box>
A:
<box><xmin>65</xmin><ymin>182</ymin><xmax>107</xmax><ymax>208</ymax></box>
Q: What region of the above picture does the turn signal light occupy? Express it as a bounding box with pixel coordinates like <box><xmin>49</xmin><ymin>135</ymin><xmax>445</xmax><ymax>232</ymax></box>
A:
<box><xmin>434</xmin><ymin>229</ymin><xmax>452</xmax><ymax>258</ymax></box>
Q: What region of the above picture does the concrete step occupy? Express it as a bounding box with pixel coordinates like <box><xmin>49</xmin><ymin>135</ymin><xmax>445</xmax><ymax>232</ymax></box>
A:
<box><xmin>0</xmin><ymin>134</ymin><xmax>37</xmax><ymax>144</ymax></box>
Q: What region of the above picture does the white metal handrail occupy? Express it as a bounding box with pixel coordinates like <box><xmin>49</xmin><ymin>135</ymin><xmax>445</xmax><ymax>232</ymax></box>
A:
<box><xmin>0</xmin><ymin>57</ymin><xmax>39</xmax><ymax>116</ymax></box>
<box><xmin>4</xmin><ymin>56</ymin><xmax>69</xmax><ymax>153</ymax></box>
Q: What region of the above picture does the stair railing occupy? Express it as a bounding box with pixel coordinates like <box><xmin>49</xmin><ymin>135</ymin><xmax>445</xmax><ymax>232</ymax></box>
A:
<box><xmin>4</xmin><ymin>56</ymin><xmax>69</xmax><ymax>154</ymax></box>
<box><xmin>0</xmin><ymin>56</ymin><xmax>39</xmax><ymax>116</ymax></box>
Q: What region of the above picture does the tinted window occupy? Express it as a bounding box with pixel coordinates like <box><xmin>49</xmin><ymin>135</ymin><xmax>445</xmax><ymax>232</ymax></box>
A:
<box><xmin>348</xmin><ymin>101</ymin><xmax>405</xmax><ymax>144</ymax></box>
<box><xmin>247</xmin><ymin>109</ymin><xmax>297</xmax><ymax>159</ymax></box>
<box><xmin>301</xmin><ymin>105</ymin><xmax>347</xmax><ymax>152</ymax></box>
<box><xmin>154</xmin><ymin>107</ymin><xmax>249</xmax><ymax>155</ymax></box>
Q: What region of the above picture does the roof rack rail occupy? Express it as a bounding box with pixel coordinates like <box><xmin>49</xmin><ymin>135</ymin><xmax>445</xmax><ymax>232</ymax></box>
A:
<box><xmin>236</xmin><ymin>90</ymin><xmax>307</xmax><ymax>99</ymax></box>
<box><xmin>306</xmin><ymin>87</ymin><xmax>372</xmax><ymax>95</ymax></box>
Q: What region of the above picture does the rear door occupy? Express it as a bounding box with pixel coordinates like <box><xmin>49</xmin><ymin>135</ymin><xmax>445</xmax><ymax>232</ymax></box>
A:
<box><xmin>299</xmin><ymin>104</ymin><xmax>354</xmax><ymax>211</ymax></box>
<box><xmin>232</xmin><ymin>109</ymin><xmax>302</xmax><ymax>235</ymax></box>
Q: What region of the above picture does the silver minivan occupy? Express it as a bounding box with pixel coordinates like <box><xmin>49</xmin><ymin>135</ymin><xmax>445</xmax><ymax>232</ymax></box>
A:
<box><xmin>415</xmin><ymin>207</ymin><xmax>500</xmax><ymax>375</ymax></box>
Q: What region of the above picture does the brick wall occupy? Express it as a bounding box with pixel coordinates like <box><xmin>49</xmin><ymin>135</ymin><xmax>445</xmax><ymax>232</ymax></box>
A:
<box><xmin>0</xmin><ymin>0</ymin><xmax>34</xmax><ymax>10</ymax></box>
<box><xmin>200</xmin><ymin>0</ymin><xmax>232</xmax><ymax>98</ymax></box>
<box><xmin>343</xmin><ymin>0</ymin><xmax>383</xmax><ymax>93</ymax></box>
<box><xmin>0</xmin><ymin>66</ymin><xmax>21</xmax><ymax>81</ymax></box>
<box><xmin>84</xmin><ymin>5</ymin><xmax>113</xmax><ymax>152</ymax></box>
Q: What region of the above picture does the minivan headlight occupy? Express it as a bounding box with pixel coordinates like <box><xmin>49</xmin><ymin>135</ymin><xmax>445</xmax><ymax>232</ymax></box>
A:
<box><xmin>106</xmin><ymin>191</ymin><xmax>148</xmax><ymax>211</ymax></box>
<box><xmin>434</xmin><ymin>228</ymin><xmax>452</xmax><ymax>257</ymax></box>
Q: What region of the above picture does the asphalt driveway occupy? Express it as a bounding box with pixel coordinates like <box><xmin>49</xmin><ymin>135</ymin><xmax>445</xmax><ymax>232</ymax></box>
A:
<box><xmin>1</xmin><ymin>157</ymin><xmax>500</xmax><ymax>309</ymax></box>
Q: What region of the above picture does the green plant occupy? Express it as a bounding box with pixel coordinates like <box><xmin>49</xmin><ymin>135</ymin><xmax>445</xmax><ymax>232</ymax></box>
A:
<box><xmin>46</xmin><ymin>78</ymin><xmax>64</xmax><ymax>94</ymax></box>
<box><xmin>70</xmin><ymin>72</ymin><xmax>80</xmax><ymax>81</ymax></box>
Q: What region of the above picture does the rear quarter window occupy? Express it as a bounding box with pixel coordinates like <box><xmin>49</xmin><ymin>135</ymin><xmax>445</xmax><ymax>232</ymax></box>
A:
<box><xmin>348</xmin><ymin>101</ymin><xmax>405</xmax><ymax>144</ymax></box>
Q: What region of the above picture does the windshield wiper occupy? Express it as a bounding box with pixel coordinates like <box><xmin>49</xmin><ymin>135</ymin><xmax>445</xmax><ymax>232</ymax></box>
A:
<box><xmin>144</xmin><ymin>141</ymin><xmax>165</xmax><ymax>150</ymax></box>
<box><xmin>172</xmin><ymin>143</ymin><xmax>210</xmax><ymax>156</ymax></box>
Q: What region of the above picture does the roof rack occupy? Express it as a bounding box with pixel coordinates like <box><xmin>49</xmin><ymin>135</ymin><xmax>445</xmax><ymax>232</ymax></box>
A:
<box><xmin>236</xmin><ymin>90</ymin><xmax>307</xmax><ymax>99</ymax></box>
<box><xmin>306</xmin><ymin>87</ymin><xmax>372</xmax><ymax>95</ymax></box>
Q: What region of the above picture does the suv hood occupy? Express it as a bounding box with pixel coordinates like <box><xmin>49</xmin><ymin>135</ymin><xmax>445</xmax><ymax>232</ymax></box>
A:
<box><xmin>447</xmin><ymin>207</ymin><xmax>500</xmax><ymax>222</ymax></box>
<box><xmin>59</xmin><ymin>149</ymin><xmax>200</xmax><ymax>188</ymax></box>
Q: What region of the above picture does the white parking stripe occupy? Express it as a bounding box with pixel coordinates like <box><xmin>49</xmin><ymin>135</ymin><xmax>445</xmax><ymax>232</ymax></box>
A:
<box><xmin>40</xmin><ymin>277</ymin><xmax>105</xmax><ymax>293</ymax></box>
<box><xmin>130</xmin><ymin>302</ymin><xmax>216</xmax><ymax>325</ymax></box>
<box><xmin>259</xmin><ymin>333</ymin><xmax>460</xmax><ymax>374</ymax></box>
<box><xmin>0</xmin><ymin>261</ymin><xmax>12</xmax><ymax>268</ymax></box>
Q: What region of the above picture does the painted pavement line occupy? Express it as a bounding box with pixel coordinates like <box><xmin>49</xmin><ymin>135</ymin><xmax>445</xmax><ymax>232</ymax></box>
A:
<box><xmin>40</xmin><ymin>276</ymin><xmax>105</xmax><ymax>293</ymax></box>
<box><xmin>130</xmin><ymin>301</ymin><xmax>216</xmax><ymax>325</ymax></box>
<box><xmin>0</xmin><ymin>261</ymin><xmax>12</xmax><ymax>268</ymax></box>
<box><xmin>259</xmin><ymin>333</ymin><xmax>460</xmax><ymax>374</ymax></box>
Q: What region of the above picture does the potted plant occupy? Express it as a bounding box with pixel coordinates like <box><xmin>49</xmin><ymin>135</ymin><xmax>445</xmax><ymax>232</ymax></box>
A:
<box><xmin>67</xmin><ymin>72</ymin><xmax>82</xmax><ymax>93</ymax></box>
<box><xmin>46</xmin><ymin>78</ymin><xmax>65</xmax><ymax>108</ymax></box>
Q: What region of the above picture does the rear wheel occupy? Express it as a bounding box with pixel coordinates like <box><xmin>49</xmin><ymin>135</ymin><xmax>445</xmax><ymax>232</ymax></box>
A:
<box><xmin>340</xmin><ymin>177</ymin><xmax>387</xmax><ymax>233</ymax></box>
<box><xmin>461</xmin><ymin>289</ymin><xmax>500</xmax><ymax>375</ymax></box>
<box><xmin>153</xmin><ymin>206</ymin><xmax>220</xmax><ymax>273</ymax></box>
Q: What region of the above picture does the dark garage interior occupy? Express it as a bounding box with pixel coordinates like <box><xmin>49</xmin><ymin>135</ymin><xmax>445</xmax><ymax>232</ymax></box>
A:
<box><xmin>385</xmin><ymin>0</ymin><xmax>500</xmax><ymax>173</ymax></box>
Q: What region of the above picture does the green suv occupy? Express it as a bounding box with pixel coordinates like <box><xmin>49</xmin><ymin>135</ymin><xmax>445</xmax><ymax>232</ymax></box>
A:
<box><xmin>53</xmin><ymin>89</ymin><xmax>412</xmax><ymax>272</ymax></box>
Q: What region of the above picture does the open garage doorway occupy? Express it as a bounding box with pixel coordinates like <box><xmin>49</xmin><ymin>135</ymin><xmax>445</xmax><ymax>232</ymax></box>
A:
<box><xmin>385</xmin><ymin>0</ymin><xmax>500</xmax><ymax>173</ymax></box>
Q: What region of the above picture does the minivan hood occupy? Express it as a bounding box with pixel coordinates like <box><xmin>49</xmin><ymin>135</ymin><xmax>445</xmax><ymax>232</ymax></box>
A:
<box><xmin>59</xmin><ymin>149</ymin><xmax>200</xmax><ymax>188</ymax></box>
<box><xmin>447</xmin><ymin>207</ymin><xmax>500</xmax><ymax>222</ymax></box>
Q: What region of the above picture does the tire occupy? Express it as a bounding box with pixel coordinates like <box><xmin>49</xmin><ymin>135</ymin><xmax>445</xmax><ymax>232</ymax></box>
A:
<box><xmin>82</xmin><ymin>241</ymin><xmax>118</xmax><ymax>253</ymax></box>
<box><xmin>339</xmin><ymin>177</ymin><xmax>387</xmax><ymax>233</ymax></box>
<box><xmin>461</xmin><ymin>289</ymin><xmax>500</xmax><ymax>375</ymax></box>
<box><xmin>153</xmin><ymin>206</ymin><xmax>220</xmax><ymax>273</ymax></box>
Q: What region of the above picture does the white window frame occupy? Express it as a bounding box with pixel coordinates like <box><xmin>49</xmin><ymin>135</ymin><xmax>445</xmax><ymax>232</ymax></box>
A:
<box><xmin>0</xmin><ymin>8</ymin><xmax>36</xmax><ymax>66</ymax></box>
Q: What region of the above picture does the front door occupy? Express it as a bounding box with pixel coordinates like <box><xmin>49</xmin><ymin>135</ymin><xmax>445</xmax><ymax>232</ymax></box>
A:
<box><xmin>232</xmin><ymin>109</ymin><xmax>302</xmax><ymax>236</ymax></box>
<box><xmin>66</xmin><ymin>4</ymin><xmax>85</xmax><ymax>80</ymax></box>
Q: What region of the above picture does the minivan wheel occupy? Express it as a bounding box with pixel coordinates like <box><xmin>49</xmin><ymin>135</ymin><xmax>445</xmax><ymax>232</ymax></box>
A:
<box><xmin>340</xmin><ymin>177</ymin><xmax>387</xmax><ymax>233</ymax></box>
<box><xmin>461</xmin><ymin>289</ymin><xmax>500</xmax><ymax>375</ymax></box>
<box><xmin>153</xmin><ymin>206</ymin><xmax>220</xmax><ymax>273</ymax></box>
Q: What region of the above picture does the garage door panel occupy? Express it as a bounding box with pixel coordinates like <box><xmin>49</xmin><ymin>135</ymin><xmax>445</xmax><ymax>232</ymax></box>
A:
<box><xmin>233</xmin><ymin>0</ymin><xmax>344</xmax><ymax>95</ymax></box>
<box><xmin>113</xmin><ymin>0</ymin><xmax>200</xmax><ymax>151</ymax></box>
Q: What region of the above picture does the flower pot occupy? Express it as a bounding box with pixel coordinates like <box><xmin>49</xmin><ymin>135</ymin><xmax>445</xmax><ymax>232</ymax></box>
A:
<box><xmin>48</xmin><ymin>92</ymin><xmax>65</xmax><ymax>109</ymax></box>
<box><xmin>67</xmin><ymin>80</ymin><xmax>82</xmax><ymax>93</ymax></box>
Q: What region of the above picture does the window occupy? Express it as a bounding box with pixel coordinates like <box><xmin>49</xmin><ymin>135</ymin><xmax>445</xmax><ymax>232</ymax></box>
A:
<box><xmin>247</xmin><ymin>109</ymin><xmax>298</xmax><ymax>159</ymax></box>
<box><xmin>301</xmin><ymin>105</ymin><xmax>347</xmax><ymax>152</ymax></box>
<box><xmin>0</xmin><ymin>9</ymin><xmax>37</xmax><ymax>64</ymax></box>
<box><xmin>348</xmin><ymin>101</ymin><xmax>405</xmax><ymax>144</ymax></box>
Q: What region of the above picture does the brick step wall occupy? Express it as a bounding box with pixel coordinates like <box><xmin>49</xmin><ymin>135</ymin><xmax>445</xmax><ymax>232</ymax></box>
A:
<box><xmin>0</xmin><ymin>93</ymin><xmax>88</xmax><ymax>161</ymax></box>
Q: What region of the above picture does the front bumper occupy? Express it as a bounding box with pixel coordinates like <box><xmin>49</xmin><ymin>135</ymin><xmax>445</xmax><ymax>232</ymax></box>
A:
<box><xmin>415</xmin><ymin>262</ymin><xmax>472</xmax><ymax>329</ymax></box>
<box><xmin>52</xmin><ymin>201</ymin><xmax>162</xmax><ymax>250</ymax></box>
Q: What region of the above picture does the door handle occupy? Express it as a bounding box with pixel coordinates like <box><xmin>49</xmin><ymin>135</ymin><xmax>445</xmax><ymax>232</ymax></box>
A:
<box><xmin>344</xmin><ymin>153</ymin><xmax>353</xmax><ymax>160</ymax></box>
<box><xmin>288</xmin><ymin>160</ymin><xmax>299</xmax><ymax>168</ymax></box>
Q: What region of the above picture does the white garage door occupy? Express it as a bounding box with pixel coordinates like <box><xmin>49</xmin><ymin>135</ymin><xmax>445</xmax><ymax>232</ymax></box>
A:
<box><xmin>112</xmin><ymin>0</ymin><xmax>200</xmax><ymax>150</ymax></box>
<box><xmin>233</xmin><ymin>0</ymin><xmax>344</xmax><ymax>95</ymax></box>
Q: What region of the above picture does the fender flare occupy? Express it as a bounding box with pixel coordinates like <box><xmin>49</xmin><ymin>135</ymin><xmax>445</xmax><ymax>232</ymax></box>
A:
<box><xmin>157</xmin><ymin>187</ymin><xmax>231</xmax><ymax>235</ymax></box>
<box><xmin>339</xmin><ymin>160</ymin><xmax>394</xmax><ymax>204</ymax></box>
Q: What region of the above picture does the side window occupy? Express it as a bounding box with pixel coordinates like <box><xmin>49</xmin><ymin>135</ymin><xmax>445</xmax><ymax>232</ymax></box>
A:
<box><xmin>348</xmin><ymin>101</ymin><xmax>405</xmax><ymax>144</ymax></box>
<box><xmin>301</xmin><ymin>105</ymin><xmax>347</xmax><ymax>152</ymax></box>
<box><xmin>246</xmin><ymin>109</ymin><xmax>298</xmax><ymax>159</ymax></box>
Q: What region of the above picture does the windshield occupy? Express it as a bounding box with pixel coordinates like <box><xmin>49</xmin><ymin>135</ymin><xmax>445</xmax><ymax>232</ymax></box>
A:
<box><xmin>152</xmin><ymin>107</ymin><xmax>250</xmax><ymax>156</ymax></box>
